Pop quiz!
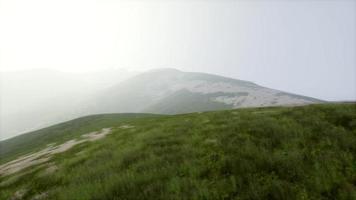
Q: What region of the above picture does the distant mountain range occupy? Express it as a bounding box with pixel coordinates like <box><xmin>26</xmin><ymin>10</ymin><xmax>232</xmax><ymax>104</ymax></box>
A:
<box><xmin>0</xmin><ymin>68</ymin><xmax>323</xmax><ymax>139</ymax></box>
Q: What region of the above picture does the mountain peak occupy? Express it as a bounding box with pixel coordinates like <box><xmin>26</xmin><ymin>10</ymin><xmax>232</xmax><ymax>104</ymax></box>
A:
<box><xmin>93</xmin><ymin>68</ymin><xmax>322</xmax><ymax>115</ymax></box>
<box><xmin>143</xmin><ymin>68</ymin><xmax>182</xmax><ymax>74</ymax></box>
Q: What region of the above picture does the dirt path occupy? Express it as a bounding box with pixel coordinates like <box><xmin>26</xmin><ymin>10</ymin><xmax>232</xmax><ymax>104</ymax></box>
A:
<box><xmin>0</xmin><ymin>128</ymin><xmax>112</xmax><ymax>177</ymax></box>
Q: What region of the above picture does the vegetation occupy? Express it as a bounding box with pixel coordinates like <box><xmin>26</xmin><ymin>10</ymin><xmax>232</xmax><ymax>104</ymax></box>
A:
<box><xmin>0</xmin><ymin>103</ymin><xmax>355</xmax><ymax>199</ymax></box>
<box><xmin>0</xmin><ymin>113</ymin><xmax>161</xmax><ymax>164</ymax></box>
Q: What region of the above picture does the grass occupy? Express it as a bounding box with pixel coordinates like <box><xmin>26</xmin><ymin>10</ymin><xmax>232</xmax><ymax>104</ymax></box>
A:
<box><xmin>0</xmin><ymin>113</ymin><xmax>161</xmax><ymax>164</ymax></box>
<box><xmin>0</xmin><ymin>103</ymin><xmax>355</xmax><ymax>199</ymax></box>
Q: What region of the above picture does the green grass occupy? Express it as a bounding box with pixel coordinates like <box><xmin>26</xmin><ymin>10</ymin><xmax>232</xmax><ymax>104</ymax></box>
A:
<box><xmin>1</xmin><ymin>103</ymin><xmax>356</xmax><ymax>200</ymax></box>
<box><xmin>0</xmin><ymin>113</ymin><xmax>162</xmax><ymax>164</ymax></box>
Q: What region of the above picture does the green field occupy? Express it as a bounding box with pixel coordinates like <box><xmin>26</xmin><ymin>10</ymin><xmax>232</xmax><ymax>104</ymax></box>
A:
<box><xmin>0</xmin><ymin>104</ymin><xmax>355</xmax><ymax>199</ymax></box>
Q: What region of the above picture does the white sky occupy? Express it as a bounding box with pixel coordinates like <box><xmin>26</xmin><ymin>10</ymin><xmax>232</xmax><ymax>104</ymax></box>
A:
<box><xmin>0</xmin><ymin>0</ymin><xmax>355</xmax><ymax>101</ymax></box>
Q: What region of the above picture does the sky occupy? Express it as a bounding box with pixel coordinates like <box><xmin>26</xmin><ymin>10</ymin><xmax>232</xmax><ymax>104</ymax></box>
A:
<box><xmin>0</xmin><ymin>0</ymin><xmax>355</xmax><ymax>101</ymax></box>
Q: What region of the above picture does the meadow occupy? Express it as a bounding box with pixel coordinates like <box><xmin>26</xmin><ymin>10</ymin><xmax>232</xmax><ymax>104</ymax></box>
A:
<box><xmin>0</xmin><ymin>103</ymin><xmax>355</xmax><ymax>199</ymax></box>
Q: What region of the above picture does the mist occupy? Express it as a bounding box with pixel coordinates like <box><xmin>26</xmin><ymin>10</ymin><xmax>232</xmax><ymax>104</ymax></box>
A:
<box><xmin>1</xmin><ymin>0</ymin><xmax>355</xmax><ymax>139</ymax></box>
<box><xmin>0</xmin><ymin>69</ymin><xmax>137</xmax><ymax>139</ymax></box>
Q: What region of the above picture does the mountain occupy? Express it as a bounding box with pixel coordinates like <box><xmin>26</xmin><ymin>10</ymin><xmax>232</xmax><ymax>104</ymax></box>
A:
<box><xmin>87</xmin><ymin>68</ymin><xmax>323</xmax><ymax>114</ymax></box>
<box><xmin>0</xmin><ymin>103</ymin><xmax>355</xmax><ymax>199</ymax></box>
<box><xmin>1</xmin><ymin>68</ymin><xmax>323</xmax><ymax>140</ymax></box>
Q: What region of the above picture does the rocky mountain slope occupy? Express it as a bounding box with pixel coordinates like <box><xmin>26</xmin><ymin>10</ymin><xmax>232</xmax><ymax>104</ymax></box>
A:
<box><xmin>88</xmin><ymin>68</ymin><xmax>322</xmax><ymax>114</ymax></box>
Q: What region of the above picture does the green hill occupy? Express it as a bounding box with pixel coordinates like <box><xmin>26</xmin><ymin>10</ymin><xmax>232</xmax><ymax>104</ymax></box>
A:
<box><xmin>0</xmin><ymin>113</ymin><xmax>161</xmax><ymax>165</ymax></box>
<box><xmin>1</xmin><ymin>104</ymin><xmax>355</xmax><ymax>200</ymax></box>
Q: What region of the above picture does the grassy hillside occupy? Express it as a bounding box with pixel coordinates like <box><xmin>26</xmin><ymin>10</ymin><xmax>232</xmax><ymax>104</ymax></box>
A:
<box><xmin>0</xmin><ymin>113</ymin><xmax>161</xmax><ymax>164</ymax></box>
<box><xmin>1</xmin><ymin>104</ymin><xmax>356</xmax><ymax>200</ymax></box>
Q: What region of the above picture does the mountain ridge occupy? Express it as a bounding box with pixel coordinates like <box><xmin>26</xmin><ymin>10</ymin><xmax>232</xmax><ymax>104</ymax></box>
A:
<box><xmin>1</xmin><ymin>68</ymin><xmax>324</xmax><ymax>139</ymax></box>
<box><xmin>88</xmin><ymin>68</ymin><xmax>323</xmax><ymax>114</ymax></box>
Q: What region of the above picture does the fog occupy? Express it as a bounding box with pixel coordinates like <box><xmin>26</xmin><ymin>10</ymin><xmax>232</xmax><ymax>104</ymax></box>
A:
<box><xmin>0</xmin><ymin>0</ymin><xmax>355</xmax><ymax>139</ymax></box>
<box><xmin>0</xmin><ymin>69</ymin><xmax>137</xmax><ymax>139</ymax></box>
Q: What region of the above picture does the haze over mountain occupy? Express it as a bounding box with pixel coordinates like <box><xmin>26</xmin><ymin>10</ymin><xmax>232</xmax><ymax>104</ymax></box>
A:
<box><xmin>0</xmin><ymin>68</ymin><xmax>322</xmax><ymax>140</ymax></box>
<box><xmin>0</xmin><ymin>69</ymin><xmax>137</xmax><ymax>140</ymax></box>
<box><xmin>89</xmin><ymin>68</ymin><xmax>322</xmax><ymax>115</ymax></box>
<box><xmin>0</xmin><ymin>1</ymin><xmax>354</xmax><ymax>199</ymax></box>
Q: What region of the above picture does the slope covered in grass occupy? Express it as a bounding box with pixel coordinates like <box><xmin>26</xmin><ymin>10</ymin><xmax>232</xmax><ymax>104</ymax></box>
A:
<box><xmin>0</xmin><ymin>113</ymin><xmax>161</xmax><ymax>164</ymax></box>
<box><xmin>1</xmin><ymin>104</ymin><xmax>355</xmax><ymax>200</ymax></box>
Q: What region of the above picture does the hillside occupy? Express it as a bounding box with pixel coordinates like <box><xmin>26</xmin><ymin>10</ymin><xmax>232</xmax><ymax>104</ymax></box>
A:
<box><xmin>89</xmin><ymin>68</ymin><xmax>323</xmax><ymax>114</ymax></box>
<box><xmin>1</xmin><ymin>103</ymin><xmax>355</xmax><ymax>200</ymax></box>
<box><xmin>0</xmin><ymin>113</ymin><xmax>160</xmax><ymax>165</ymax></box>
<box><xmin>2</xmin><ymin>68</ymin><xmax>323</xmax><ymax>140</ymax></box>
